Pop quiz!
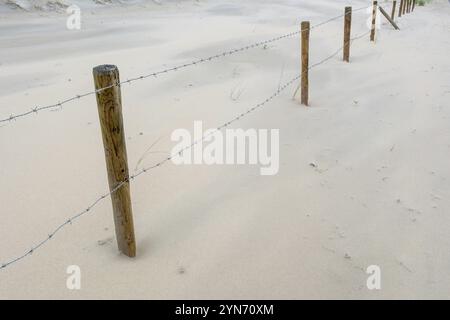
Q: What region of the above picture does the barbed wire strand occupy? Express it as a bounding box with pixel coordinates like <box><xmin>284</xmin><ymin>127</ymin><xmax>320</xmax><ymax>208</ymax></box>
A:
<box><xmin>0</xmin><ymin>29</ymin><xmax>370</xmax><ymax>270</ymax></box>
<box><xmin>0</xmin><ymin>5</ymin><xmax>370</xmax><ymax>125</ymax></box>
<box><xmin>292</xmin><ymin>29</ymin><xmax>371</xmax><ymax>97</ymax></box>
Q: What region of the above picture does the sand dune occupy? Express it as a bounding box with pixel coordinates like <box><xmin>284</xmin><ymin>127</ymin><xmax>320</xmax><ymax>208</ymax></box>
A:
<box><xmin>1</xmin><ymin>0</ymin><xmax>450</xmax><ymax>299</ymax></box>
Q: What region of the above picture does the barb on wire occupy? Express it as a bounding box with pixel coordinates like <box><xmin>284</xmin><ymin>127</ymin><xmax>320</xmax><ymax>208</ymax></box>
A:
<box><xmin>0</xmin><ymin>27</ymin><xmax>371</xmax><ymax>271</ymax></box>
<box><xmin>0</xmin><ymin>5</ymin><xmax>370</xmax><ymax>125</ymax></box>
<box><xmin>311</xmin><ymin>5</ymin><xmax>369</xmax><ymax>29</ymax></box>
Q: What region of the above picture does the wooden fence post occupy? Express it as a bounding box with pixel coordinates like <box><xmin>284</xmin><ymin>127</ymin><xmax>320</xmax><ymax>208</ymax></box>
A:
<box><xmin>379</xmin><ymin>6</ymin><xmax>400</xmax><ymax>30</ymax></box>
<box><xmin>301</xmin><ymin>21</ymin><xmax>310</xmax><ymax>106</ymax></box>
<box><xmin>370</xmin><ymin>1</ymin><xmax>378</xmax><ymax>42</ymax></box>
<box><xmin>399</xmin><ymin>0</ymin><xmax>403</xmax><ymax>17</ymax></box>
<box><xmin>343</xmin><ymin>7</ymin><xmax>352</xmax><ymax>62</ymax></box>
<box><xmin>391</xmin><ymin>1</ymin><xmax>397</xmax><ymax>20</ymax></box>
<box><xmin>93</xmin><ymin>64</ymin><xmax>136</xmax><ymax>258</ymax></box>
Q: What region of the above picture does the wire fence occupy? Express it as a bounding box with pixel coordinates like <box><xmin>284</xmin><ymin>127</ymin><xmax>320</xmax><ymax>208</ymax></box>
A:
<box><xmin>0</xmin><ymin>5</ymin><xmax>370</xmax><ymax>125</ymax></box>
<box><xmin>0</xmin><ymin>27</ymin><xmax>371</xmax><ymax>270</ymax></box>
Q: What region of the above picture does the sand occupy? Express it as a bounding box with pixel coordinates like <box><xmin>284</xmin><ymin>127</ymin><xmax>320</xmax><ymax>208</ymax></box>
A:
<box><xmin>1</xmin><ymin>0</ymin><xmax>450</xmax><ymax>299</ymax></box>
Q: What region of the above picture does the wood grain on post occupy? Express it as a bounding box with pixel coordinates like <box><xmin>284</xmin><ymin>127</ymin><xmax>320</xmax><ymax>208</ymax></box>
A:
<box><xmin>343</xmin><ymin>7</ymin><xmax>352</xmax><ymax>62</ymax></box>
<box><xmin>93</xmin><ymin>65</ymin><xmax>136</xmax><ymax>258</ymax></box>
<box><xmin>391</xmin><ymin>1</ymin><xmax>397</xmax><ymax>21</ymax></box>
<box><xmin>301</xmin><ymin>21</ymin><xmax>310</xmax><ymax>106</ymax></box>
<box><xmin>399</xmin><ymin>0</ymin><xmax>403</xmax><ymax>17</ymax></box>
<box><xmin>370</xmin><ymin>1</ymin><xmax>378</xmax><ymax>42</ymax></box>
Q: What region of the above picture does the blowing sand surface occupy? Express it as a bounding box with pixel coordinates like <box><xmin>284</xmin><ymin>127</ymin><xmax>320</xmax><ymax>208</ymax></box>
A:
<box><xmin>1</xmin><ymin>0</ymin><xmax>450</xmax><ymax>299</ymax></box>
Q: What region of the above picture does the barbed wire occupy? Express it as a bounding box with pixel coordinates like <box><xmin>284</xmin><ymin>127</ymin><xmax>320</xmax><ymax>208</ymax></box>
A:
<box><xmin>292</xmin><ymin>29</ymin><xmax>371</xmax><ymax>97</ymax></box>
<box><xmin>0</xmin><ymin>29</ymin><xmax>371</xmax><ymax>271</ymax></box>
<box><xmin>0</xmin><ymin>5</ymin><xmax>370</xmax><ymax>125</ymax></box>
<box><xmin>312</xmin><ymin>30</ymin><xmax>372</xmax><ymax>70</ymax></box>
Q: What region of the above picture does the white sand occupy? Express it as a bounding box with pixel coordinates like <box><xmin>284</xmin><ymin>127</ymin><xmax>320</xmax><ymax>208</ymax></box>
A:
<box><xmin>1</xmin><ymin>0</ymin><xmax>450</xmax><ymax>299</ymax></box>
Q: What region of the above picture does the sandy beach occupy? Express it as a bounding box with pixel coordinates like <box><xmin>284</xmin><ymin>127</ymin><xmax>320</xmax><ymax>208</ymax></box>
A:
<box><xmin>1</xmin><ymin>0</ymin><xmax>450</xmax><ymax>299</ymax></box>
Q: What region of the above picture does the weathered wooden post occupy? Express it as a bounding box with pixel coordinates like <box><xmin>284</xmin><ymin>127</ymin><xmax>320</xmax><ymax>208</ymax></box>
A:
<box><xmin>370</xmin><ymin>1</ymin><xmax>378</xmax><ymax>42</ymax></box>
<box><xmin>343</xmin><ymin>6</ymin><xmax>352</xmax><ymax>62</ymax></box>
<box><xmin>301</xmin><ymin>21</ymin><xmax>310</xmax><ymax>106</ymax></box>
<box><xmin>379</xmin><ymin>6</ymin><xmax>400</xmax><ymax>30</ymax></box>
<box><xmin>93</xmin><ymin>64</ymin><xmax>136</xmax><ymax>258</ymax></box>
<box><xmin>391</xmin><ymin>1</ymin><xmax>397</xmax><ymax>20</ymax></box>
<box><xmin>399</xmin><ymin>0</ymin><xmax>403</xmax><ymax>17</ymax></box>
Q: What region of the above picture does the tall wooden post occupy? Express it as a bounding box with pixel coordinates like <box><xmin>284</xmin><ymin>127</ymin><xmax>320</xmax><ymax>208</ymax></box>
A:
<box><xmin>370</xmin><ymin>1</ymin><xmax>378</xmax><ymax>42</ymax></box>
<box><xmin>391</xmin><ymin>1</ymin><xmax>397</xmax><ymax>21</ymax></box>
<box><xmin>343</xmin><ymin>7</ymin><xmax>352</xmax><ymax>62</ymax></box>
<box><xmin>399</xmin><ymin>0</ymin><xmax>403</xmax><ymax>17</ymax></box>
<box><xmin>93</xmin><ymin>64</ymin><xmax>136</xmax><ymax>258</ymax></box>
<box><xmin>301</xmin><ymin>21</ymin><xmax>310</xmax><ymax>106</ymax></box>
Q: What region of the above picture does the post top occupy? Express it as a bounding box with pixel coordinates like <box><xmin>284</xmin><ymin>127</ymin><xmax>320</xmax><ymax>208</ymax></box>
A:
<box><xmin>301</xmin><ymin>21</ymin><xmax>310</xmax><ymax>31</ymax></box>
<box><xmin>93</xmin><ymin>64</ymin><xmax>119</xmax><ymax>75</ymax></box>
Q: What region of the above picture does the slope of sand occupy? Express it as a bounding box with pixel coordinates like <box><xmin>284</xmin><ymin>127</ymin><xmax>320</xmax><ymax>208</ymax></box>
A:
<box><xmin>1</xmin><ymin>0</ymin><xmax>450</xmax><ymax>299</ymax></box>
